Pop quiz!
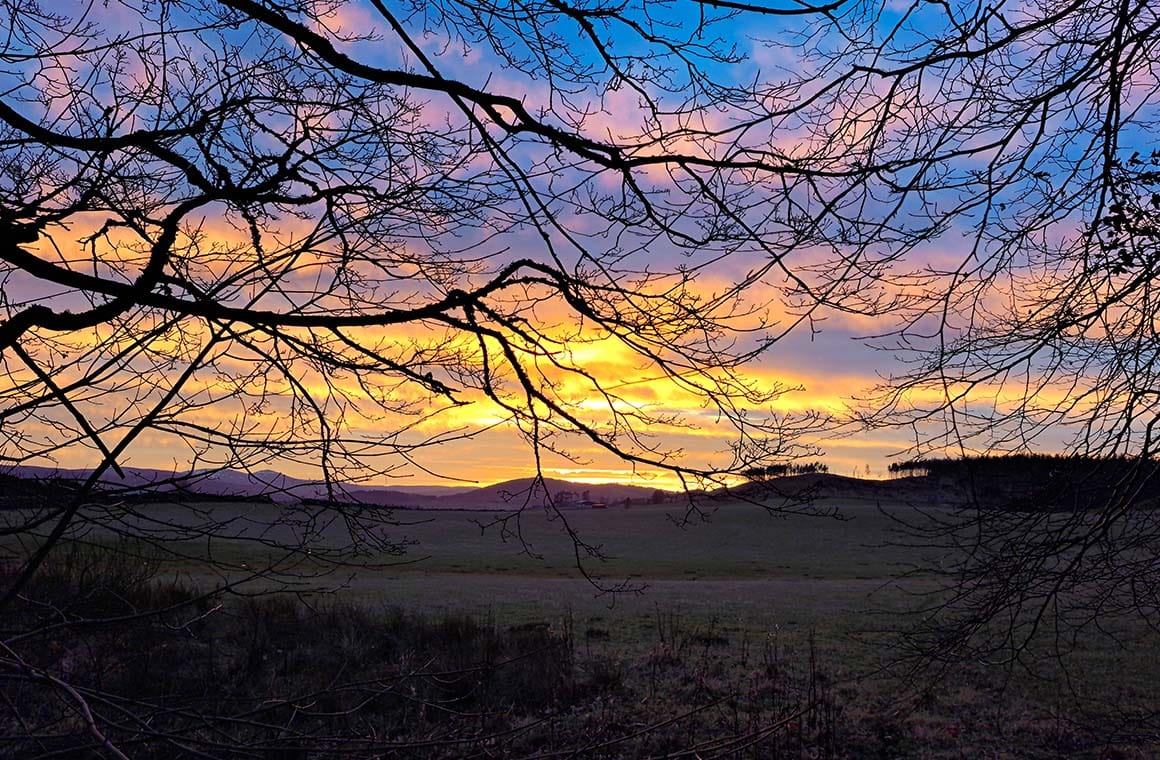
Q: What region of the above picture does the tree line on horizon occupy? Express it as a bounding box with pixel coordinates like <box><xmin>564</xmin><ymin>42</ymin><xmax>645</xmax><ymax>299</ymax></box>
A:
<box><xmin>741</xmin><ymin>461</ymin><xmax>830</xmax><ymax>481</ymax></box>
<box><xmin>887</xmin><ymin>452</ymin><xmax>1158</xmax><ymax>479</ymax></box>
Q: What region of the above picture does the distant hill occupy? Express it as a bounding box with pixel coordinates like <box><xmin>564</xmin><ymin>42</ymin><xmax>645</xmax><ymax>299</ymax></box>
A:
<box><xmin>0</xmin><ymin>465</ymin><xmax>673</xmax><ymax>510</ymax></box>
<box><xmin>0</xmin><ymin>465</ymin><xmax>476</xmax><ymax>506</ymax></box>
<box><xmin>0</xmin><ymin>464</ymin><xmax>940</xmax><ymax>512</ymax></box>
<box><xmin>4</xmin><ymin>460</ymin><xmax>1154</xmax><ymax>512</ymax></box>
<box><xmin>458</xmin><ymin>477</ymin><xmax>666</xmax><ymax>506</ymax></box>
<box><xmin>345</xmin><ymin>477</ymin><xmax>669</xmax><ymax>510</ymax></box>
<box><xmin>721</xmin><ymin>472</ymin><xmax>937</xmax><ymax>503</ymax></box>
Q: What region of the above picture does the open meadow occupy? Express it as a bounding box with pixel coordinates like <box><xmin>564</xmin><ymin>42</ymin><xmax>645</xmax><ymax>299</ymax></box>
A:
<box><xmin>83</xmin><ymin>496</ymin><xmax>927</xmax><ymax>631</ymax></box>
<box><xmin>8</xmin><ymin>494</ymin><xmax>1160</xmax><ymax>757</ymax></box>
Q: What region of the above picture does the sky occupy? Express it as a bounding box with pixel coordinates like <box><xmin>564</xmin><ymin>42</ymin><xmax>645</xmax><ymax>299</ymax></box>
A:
<box><xmin>5</xmin><ymin>0</ymin><xmax>1154</xmax><ymax>490</ymax></box>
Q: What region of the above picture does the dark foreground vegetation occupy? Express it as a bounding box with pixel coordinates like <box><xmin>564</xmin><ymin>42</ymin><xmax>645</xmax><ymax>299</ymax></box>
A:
<box><xmin>3</xmin><ymin>543</ymin><xmax>1156</xmax><ymax>759</ymax></box>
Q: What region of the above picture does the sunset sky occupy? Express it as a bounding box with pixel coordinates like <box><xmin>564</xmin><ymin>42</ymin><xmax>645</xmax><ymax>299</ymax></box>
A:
<box><xmin>4</xmin><ymin>0</ymin><xmax>1143</xmax><ymax>490</ymax></box>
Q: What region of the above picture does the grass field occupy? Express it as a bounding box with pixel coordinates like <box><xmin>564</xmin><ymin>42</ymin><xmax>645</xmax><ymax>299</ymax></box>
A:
<box><xmin>7</xmin><ymin>496</ymin><xmax>1160</xmax><ymax>756</ymax></box>
<box><xmin>80</xmin><ymin>497</ymin><xmax>928</xmax><ymax>631</ymax></box>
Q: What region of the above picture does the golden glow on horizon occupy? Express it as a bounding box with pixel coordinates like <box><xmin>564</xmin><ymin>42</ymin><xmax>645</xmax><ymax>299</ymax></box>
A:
<box><xmin>5</xmin><ymin>305</ymin><xmax>1098</xmax><ymax>489</ymax></box>
<box><xmin>5</xmin><ymin>210</ymin><xmax>1108</xmax><ymax>490</ymax></box>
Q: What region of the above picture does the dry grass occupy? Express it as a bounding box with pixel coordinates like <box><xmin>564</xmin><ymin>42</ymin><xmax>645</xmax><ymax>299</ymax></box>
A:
<box><xmin>5</xmin><ymin>499</ymin><xmax>1160</xmax><ymax>758</ymax></box>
